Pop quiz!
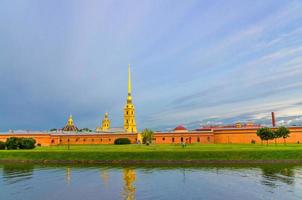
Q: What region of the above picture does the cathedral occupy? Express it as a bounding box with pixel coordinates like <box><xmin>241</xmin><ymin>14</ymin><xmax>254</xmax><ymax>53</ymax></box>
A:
<box><xmin>64</xmin><ymin>64</ymin><xmax>138</xmax><ymax>134</ymax></box>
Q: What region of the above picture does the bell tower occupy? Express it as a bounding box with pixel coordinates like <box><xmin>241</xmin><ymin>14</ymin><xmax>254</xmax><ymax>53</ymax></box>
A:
<box><xmin>124</xmin><ymin>64</ymin><xmax>137</xmax><ymax>133</ymax></box>
<box><xmin>101</xmin><ymin>112</ymin><xmax>110</xmax><ymax>131</ymax></box>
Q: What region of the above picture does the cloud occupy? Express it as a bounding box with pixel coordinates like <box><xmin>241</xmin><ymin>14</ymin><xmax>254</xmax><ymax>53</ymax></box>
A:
<box><xmin>1</xmin><ymin>1</ymin><xmax>302</xmax><ymax>131</ymax></box>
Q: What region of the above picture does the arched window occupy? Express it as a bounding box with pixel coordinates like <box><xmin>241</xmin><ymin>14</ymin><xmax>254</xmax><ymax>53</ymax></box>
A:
<box><xmin>162</xmin><ymin>137</ymin><xmax>165</xmax><ymax>141</ymax></box>
<box><xmin>172</xmin><ymin>138</ymin><xmax>175</xmax><ymax>143</ymax></box>
<box><xmin>181</xmin><ymin>137</ymin><xmax>183</xmax><ymax>142</ymax></box>
<box><xmin>197</xmin><ymin>137</ymin><xmax>200</xmax><ymax>142</ymax></box>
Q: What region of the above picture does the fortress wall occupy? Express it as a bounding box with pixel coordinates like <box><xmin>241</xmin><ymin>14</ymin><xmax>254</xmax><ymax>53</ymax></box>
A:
<box><xmin>0</xmin><ymin>127</ymin><xmax>302</xmax><ymax>146</ymax></box>
<box><xmin>213</xmin><ymin>127</ymin><xmax>302</xmax><ymax>144</ymax></box>
<box><xmin>0</xmin><ymin>133</ymin><xmax>138</xmax><ymax>146</ymax></box>
<box><xmin>153</xmin><ymin>132</ymin><xmax>214</xmax><ymax>144</ymax></box>
<box><xmin>53</xmin><ymin>133</ymin><xmax>137</xmax><ymax>145</ymax></box>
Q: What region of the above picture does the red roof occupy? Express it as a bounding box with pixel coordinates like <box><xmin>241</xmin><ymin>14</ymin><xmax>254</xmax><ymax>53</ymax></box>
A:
<box><xmin>174</xmin><ymin>125</ymin><xmax>187</xmax><ymax>131</ymax></box>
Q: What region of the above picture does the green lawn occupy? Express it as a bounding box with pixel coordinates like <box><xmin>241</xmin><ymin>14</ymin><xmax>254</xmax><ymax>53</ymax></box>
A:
<box><xmin>0</xmin><ymin>144</ymin><xmax>302</xmax><ymax>162</ymax></box>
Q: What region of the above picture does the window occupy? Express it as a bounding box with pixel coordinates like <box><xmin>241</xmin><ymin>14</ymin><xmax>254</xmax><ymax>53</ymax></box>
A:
<box><xmin>109</xmin><ymin>139</ymin><xmax>111</xmax><ymax>142</ymax></box>
<box><xmin>92</xmin><ymin>139</ymin><xmax>94</xmax><ymax>142</ymax></box>
<box><xmin>197</xmin><ymin>137</ymin><xmax>200</xmax><ymax>142</ymax></box>
<box><xmin>100</xmin><ymin>138</ymin><xmax>103</xmax><ymax>142</ymax></box>
<box><xmin>181</xmin><ymin>137</ymin><xmax>183</xmax><ymax>142</ymax></box>
<box><xmin>83</xmin><ymin>139</ymin><xmax>86</xmax><ymax>142</ymax></box>
<box><xmin>162</xmin><ymin>137</ymin><xmax>165</xmax><ymax>141</ymax></box>
<box><xmin>172</xmin><ymin>138</ymin><xmax>175</xmax><ymax>143</ymax></box>
<box><xmin>207</xmin><ymin>136</ymin><xmax>210</xmax><ymax>142</ymax></box>
<box><xmin>51</xmin><ymin>139</ymin><xmax>54</xmax><ymax>143</ymax></box>
<box><xmin>76</xmin><ymin>138</ymin><xmax>79</xmax><ymax>142</ymax></box>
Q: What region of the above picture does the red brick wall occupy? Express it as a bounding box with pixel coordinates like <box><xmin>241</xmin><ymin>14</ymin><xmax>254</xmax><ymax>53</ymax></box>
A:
<box><xmin>153</xmin><ymin>132</ymin><xmax>214</xmax><ymax>144</ymax></box>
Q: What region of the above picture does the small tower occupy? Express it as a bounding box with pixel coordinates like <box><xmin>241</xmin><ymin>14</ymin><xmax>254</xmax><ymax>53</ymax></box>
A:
<box><xmin>63</xmin><ymin>115</ymin><xmax>78</xmax><ymax>132</ymax></box>
<box><xmin>101</xmin><ymin>112</ymin><xmax>110</xmax><ymax>131</ymax></box>
<box><xmin>124</xmin><ymin>64</ymin><xmax>137</xmax><ymax>133</ymax></box>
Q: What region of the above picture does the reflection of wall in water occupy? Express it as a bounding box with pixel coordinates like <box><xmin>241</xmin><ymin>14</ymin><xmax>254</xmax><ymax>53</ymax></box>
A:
<box><xmin>100</xmin><ymin>169</ymin><xmax>109</xmax><ymax>186</ymax></box>
<box><xmin>2</xmin><ymin>164</ymin><xmax>34</xmax><ymax>184</ymax></box>
<box><xmin>123</xmin><ymin>168</ymin><xmax>136</xmax><ymax>200</ymax></box>
<box><xmin>65</xmin><ymin>167</ymin><xmax>71</xmax><ymax>185</ymax></box>
<box><xmin>261</xmin><ymin>166</ymin><xmax>295</xmax><ymax>188</ymax></box>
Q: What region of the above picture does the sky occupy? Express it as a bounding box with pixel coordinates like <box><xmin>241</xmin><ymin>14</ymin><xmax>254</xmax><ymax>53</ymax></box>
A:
<box><xmin>1</xmin><ymin>0</ymin><xmax>302</xmax><ymax>131</ymax></box>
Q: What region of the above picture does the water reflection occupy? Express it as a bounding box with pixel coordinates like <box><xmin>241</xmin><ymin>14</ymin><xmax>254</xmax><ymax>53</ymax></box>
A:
<box><xmin>122</xmin><ymin>169</ymin><xmax>136</xmax><ymax>200</ymax></box>
<box><xmin>261</xmin><ymin>165</ymin><xmax>295</xmax><ymax>188</ymax></box>
<box><xmin>65</xmin><ymin>167</ymin><xmax>71</xmax><ymax>185</ymax></box>
<box><xmin>2</xmin><ymin>164</ymin><xmax>34</xmax><ymax>185</ymax></box>
<box><xmin>0</xmin><ymin>164</ymin><xmax>301</xmax><ymax>200</ymax></box>
<box><xmin>100</xmin><ymin>169</ymin><xmax>109</xmax><ymax>186</ymax></box>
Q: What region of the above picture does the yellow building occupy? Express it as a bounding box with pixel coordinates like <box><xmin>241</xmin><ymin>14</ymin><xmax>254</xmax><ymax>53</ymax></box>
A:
<box><xmin>124</xmin><ymin>65</ymin><xmax>137</xmax><ymax>133</ymax></box>
<box><xmin>96</xmin><ymin>112</ymin><xmax>111</xmax><ymax>132</ymax></box>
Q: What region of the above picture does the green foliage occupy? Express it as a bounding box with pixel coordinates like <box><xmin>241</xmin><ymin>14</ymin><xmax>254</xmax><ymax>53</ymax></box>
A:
<box><xmin>256</xmin><ymin>127</ymin><xmax>274</xmax><ymax>145</ymax></box>
<box><xmin>19</xmin><ymin>138</ymin><xmax>36</xmax><ymax>149</ymax></box>
<box><xmin>275</xmin><ymin>126</ymin><xmax>290</xmax><ymax>145</ymax></box>
<box><xmin>141</xmin><ymin>129</ymin><xmax>154</xmax><ymax>144</ymax></box>
<box><xmin>5</xmin><ymin>137</ymin><xmax>20</xmax><ymax>150</ymax></box>
<box><xmin>5</xmin><ymin>137</ymin><xmax>36</xmax><ymax>150</ymax></box>
<box><xmin>50</xmin><ymin>128</ymin><xmax>57</xmax><ymax>132</ymax></box>
<box><xmin>79</xmin><ymin>128</ymin><xmax>93</xmax><ymax>132</ymax></box>
<box><xmin>114</xmin><ymin>138</ymin><xmax>131</xmax><ymax>145</ymax></box>
<box><xmin>0</xmin><ymin>141</ymin><xmax>6</xmax><ymax>150</ymax></box>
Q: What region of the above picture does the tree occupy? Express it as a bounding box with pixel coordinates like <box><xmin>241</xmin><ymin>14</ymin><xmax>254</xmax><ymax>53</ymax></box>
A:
<box><xmin>5</xmin><ymin>137</ymin><xmax>20</xmax><ymax>150</ymax></box>
<box><xmin>275</xmin><ymin>126</ymin><xmax>290</xmax><ymax>145</ymax></box>
<box><xmin>141</xmin><ymin>129</ymin><xmax>154</xmax><ymax>145</ymax></box>
<box><xmin>0</xmin><ymin>141</ymin><xmax>6</xmax><ymax>150</ymax></box>
<box><xmin>5</xmin><ymin>137</ymin><xmax>36</xmax><ymax>150</ymax></box>
<box><xmin>19</xmin><ymin>138</ymin><xmax>36</xmax><ymax>149</ymax></box>
<box><xmin>79</xmin><ymin>128</ymin><xmax>92</xmax><ymax>132</ymax></box>
<box><xmin>256</xmin><ymin>127</ymin><xmax>274</xmax><ymax>146</ymax></box>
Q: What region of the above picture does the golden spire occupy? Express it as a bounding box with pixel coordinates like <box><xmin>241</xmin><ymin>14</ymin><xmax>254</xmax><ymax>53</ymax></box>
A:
<box><xmin>127</xmin><ymin>64</ymin><xmax>132</xmax><ymax>103</ymax></box>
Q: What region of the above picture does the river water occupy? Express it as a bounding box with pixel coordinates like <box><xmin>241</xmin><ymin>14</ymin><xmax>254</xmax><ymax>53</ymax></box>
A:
<box><xmin>0</xmin><ymin>164</ymin><xmax>302</xmax><ymax>200</ymax></box>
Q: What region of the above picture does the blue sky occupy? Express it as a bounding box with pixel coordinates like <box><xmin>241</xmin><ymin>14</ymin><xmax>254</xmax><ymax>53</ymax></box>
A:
<box><xmin>1</xmin><ymin>0</ymin><xmax>302</xmax><ymax>131</ymax></box>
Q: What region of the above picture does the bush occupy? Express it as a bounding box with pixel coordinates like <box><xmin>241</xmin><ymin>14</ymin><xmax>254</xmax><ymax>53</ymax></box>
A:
<box><xmin>5</xmin><ymin>137</ymin><xmax>36</xmax><ymax>150</ymax></box>
<box><xmin>114</xmin><ymin>138</ymin><xmax>131</xmax><ymax>145</ymax></box>
<box><xmin>251</xmin><ymin>140</ymin><xmax>256</xmax><ymax>144</ymax></box>
<box><xmin>0</xmin><ymin>141</ymin><xmax>6</xmax><ymax>150</ymax></box>
<box><xmin>19</xmin><ymin>138</ymin><xmax>36</xmax><ymax>149</ymax></box>
<box><xmin>5</xmin><ymin>137</ymin><xmax>20</xmax><ymax>150</ymax></box>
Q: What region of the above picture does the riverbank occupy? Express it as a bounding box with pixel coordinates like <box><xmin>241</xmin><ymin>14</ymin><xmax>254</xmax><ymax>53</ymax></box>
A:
<box><xmin>0</xmin><ymin>144</ymin><xmax>302</xmax><ymax>164</ymax></box>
